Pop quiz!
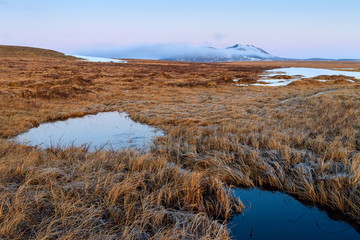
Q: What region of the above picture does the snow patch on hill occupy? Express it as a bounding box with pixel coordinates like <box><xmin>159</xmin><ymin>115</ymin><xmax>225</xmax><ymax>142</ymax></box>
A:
<box><xmin>163</xmin><ymin>43</ymin><xmax>279</xmax><ymax>62</ymax></box>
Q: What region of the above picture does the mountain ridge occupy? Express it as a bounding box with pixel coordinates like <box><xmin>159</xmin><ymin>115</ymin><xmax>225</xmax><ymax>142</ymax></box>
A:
<box><xmin>161</xmin><ymin>43</ymin><xmax>283</xmax><ymax>62</ymax></box>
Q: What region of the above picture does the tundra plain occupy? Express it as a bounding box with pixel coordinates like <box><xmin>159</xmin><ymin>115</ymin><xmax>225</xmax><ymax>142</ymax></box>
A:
<box><xmin>0</xmin><ymin>47</ymin><xmax>360</xmax><ymax>239</ymax></box>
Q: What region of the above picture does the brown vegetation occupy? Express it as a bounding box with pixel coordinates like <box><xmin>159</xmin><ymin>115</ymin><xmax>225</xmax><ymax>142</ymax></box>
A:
<box><xmin>0</xmin><ymin>142</ymin><xmax>242</xmax><ymax>239</ymax></box>
<box><xmin>0</xmin><ymin>48</ymin><xmax>360</xmax><ymax>239</ymax></box>
<box><xmin>0</xmin><ymin>45</ymin><xmax>77</xmax><ymax>59</ymax></box>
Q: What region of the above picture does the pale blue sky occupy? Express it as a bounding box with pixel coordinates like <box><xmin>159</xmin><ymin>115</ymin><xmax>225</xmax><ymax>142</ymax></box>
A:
<box><xmin>1</xmin><ymin>0</ymin><xmax>359</xmax><ymax>58</ymax></box>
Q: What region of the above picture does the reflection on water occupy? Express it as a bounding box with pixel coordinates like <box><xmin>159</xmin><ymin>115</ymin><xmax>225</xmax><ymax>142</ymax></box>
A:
<box><xmin>264</xmin><ymin>67</ymin><xmax>360</xmax><ymax>79</ymax></box>
<box><xmin>252</xmin><ymin>67</ymin><xmax>360</xmax><ymax>86</ymax></box>
<box><xmin>230</xmin><ymin>188</ymin><xmax>360</xmax><ymax>240</ymax></box>
<box><xmin>14</xmin><ymin>111</ymin><xmax>162</xmax><ymax>151</ymax></box>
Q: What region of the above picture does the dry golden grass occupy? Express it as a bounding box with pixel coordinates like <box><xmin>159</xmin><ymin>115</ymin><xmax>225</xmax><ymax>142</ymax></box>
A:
<box><xmin>0</xmin><ymin>50</ymin><xmax>360</xmax><ymax>239</ymax></box>
<box><xmin>0</xmin><ymin>141</ymin><xmax>242</xmax><ymax>239</ymax></box>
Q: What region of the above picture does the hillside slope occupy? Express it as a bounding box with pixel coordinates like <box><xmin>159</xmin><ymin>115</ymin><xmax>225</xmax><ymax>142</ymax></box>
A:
<box><xmin>0</xmin><ymin>45</ymin><xmax>75</xmax><ymax>59</ymax></box>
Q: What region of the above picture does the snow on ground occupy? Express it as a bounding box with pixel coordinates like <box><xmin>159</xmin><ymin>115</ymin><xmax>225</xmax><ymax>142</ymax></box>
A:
<box><xmin>68</xmin><ymin>54</ymin><xmax>127</xmax><ymax>63</ymax></box>
<box><xmin>248</xmin><ymin>67</ymin><xmax>360</xmax><ymax>87</ymax></box>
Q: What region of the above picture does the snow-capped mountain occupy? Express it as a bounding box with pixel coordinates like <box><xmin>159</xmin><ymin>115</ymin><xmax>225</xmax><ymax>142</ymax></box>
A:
<box><xmin>162</xmin><ymin>44</ymin><xmax>282</xmax><ymax>62</ymax></box>
<box><xmin>75</xmin><ymin>43</ymin><xmax>286</xmax><ymax>62</ymax></box>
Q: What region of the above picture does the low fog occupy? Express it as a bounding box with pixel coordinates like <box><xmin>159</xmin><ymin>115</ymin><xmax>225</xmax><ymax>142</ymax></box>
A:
<box><xmin>73</xmin><ymin>43</ymin><xmax>224</xmax><ymax>59</ymax></box>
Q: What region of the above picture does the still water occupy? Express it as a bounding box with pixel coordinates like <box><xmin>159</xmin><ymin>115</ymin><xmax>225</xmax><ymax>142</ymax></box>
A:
<box><xmin>14</xmin><ymin>111</ymin><xmax>162</xmax><ymax>151</ymax></box>
<box><xmin>230</xmin><ymin>188</ymin><xmax>359</xmax><ymax>240</ymax></box>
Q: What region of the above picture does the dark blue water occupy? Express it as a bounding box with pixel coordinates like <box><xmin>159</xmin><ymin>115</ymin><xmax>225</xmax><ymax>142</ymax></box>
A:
<box><xmin>230</xmin><ymin>188</ymin><xmax>360</xmax><ymax>240</ymax></box>
<box><xmin>14</xmin><ymin>111</ymin><xmax>163</xmax><ymax>151</ymax></box>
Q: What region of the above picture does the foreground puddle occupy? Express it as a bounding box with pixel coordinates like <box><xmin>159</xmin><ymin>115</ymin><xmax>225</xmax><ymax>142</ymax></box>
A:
<box><xmin>230</xmin><ymin>188</ymin><xmax>359</xmax><ymax>240</ymax></box>
<box><xmin>14</xmin><ymin>111</ymin><xmax>162</xmax><ymax>151</ymax></box>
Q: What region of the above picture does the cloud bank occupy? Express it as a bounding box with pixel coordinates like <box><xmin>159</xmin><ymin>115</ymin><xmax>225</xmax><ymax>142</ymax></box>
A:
<box><xmin>73</xmin><ymin>43</ymin><xmax>222</xmax><ymax>60</ymax></box>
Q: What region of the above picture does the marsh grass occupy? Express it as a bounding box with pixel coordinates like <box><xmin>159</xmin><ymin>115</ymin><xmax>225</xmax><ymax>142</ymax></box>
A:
<box><xmin>0</xmin><ymin>141</ymin><xmax>242</xmax><ymax>239</ymax></box>
<box><xmin>0</xmin><ymin>53</ymin><xmax>360</xmax><ymax>239</ymax></box>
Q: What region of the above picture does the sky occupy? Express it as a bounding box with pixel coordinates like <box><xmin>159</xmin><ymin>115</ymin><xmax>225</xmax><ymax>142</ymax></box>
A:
<box><xmin>1</xmin><ymin>0</ymin><xmax>360</xmax><ymax>59</ymax></box>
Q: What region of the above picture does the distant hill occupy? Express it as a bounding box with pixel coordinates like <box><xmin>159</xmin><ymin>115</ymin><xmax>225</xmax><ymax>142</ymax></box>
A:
<box><xmin>161</xmin><ymin>43</ymin><xmax>285</xmax><ymax>62</ymax></box>
<box><xmin>162</xmin><ymin>44</ymin><xmax>360</xmax><ymax>62</ymax></box>
<box><xmin>0</xmin><ymin>45</ymin><xmax>76</xmax><ymax>59</ymax></box>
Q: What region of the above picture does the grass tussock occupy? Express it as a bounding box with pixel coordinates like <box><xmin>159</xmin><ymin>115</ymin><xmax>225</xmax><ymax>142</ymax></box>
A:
<box><xmin>0</xmin><ymin>141</ymin><xmax>242</xmax><ymax>239</ymax></box>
